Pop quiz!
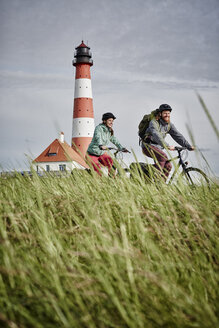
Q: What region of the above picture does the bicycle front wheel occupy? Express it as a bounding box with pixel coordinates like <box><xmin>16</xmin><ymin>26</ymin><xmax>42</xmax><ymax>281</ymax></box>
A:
<box><xmin>181</xmin><ymin>167</ymin><xmax>210</xmax><ymax>186</ymax></box>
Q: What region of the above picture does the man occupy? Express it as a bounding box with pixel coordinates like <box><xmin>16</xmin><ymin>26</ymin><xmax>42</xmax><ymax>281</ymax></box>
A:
<box><xmin>141</xmin><ymin>104</ymin><xmax>195</xmax><ymax>180</ymax></box>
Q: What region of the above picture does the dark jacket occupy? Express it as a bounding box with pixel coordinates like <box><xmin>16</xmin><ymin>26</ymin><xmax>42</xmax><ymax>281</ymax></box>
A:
<box><xmin>144</xmin><ymin>118</ymin><xmax>192</xmax><ymax>149</ymax></box>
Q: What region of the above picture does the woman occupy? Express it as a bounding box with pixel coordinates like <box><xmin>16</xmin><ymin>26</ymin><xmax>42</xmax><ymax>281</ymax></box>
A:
<box><xmin>87</xmin><ymin>112</ymin><xmax>128</xmax><ymax>175</ymax></box>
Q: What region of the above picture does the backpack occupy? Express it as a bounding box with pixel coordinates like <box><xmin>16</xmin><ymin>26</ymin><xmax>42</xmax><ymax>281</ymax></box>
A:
<box><xmin>138</xmin><ymin>110</ymin><xmax>157</xmax><ymax>140</ymax></box>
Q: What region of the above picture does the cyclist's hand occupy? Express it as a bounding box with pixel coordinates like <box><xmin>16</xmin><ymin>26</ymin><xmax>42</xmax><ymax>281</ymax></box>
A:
<box><xmin>122</xmin><ymin>148</ymin><xmax>130</xmax><ymax>153</ymax></box>
<box><xmin>99</xmin><ymin>145</ymin><xmax>107</xmax><ymax>150</ymax></box>
<box><xmin>188</xmin><ymin>146</ymin><xmax>195</xmax><ymax>151</ymax></box>
<box><xmin>167</xmin><ymin>146</ymin><xmax>175</xmax><ymax>151</ymax></box>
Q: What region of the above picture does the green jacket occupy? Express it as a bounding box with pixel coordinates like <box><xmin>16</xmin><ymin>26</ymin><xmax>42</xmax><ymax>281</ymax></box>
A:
<box><xmin>87</xmin><ymin>123</ymin><xmax>123</xmax><ymax>156</ymax></box>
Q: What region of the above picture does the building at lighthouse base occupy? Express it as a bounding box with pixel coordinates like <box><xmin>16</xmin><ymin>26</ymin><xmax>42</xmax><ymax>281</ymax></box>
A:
<box><xmin>32</xmin><ymin>132</ymin><xmax>89</xmax><ymax>173</ymax></box>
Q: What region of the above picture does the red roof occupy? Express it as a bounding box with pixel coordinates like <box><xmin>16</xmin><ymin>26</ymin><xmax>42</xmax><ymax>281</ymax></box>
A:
<box><xmin>76</xmin><ymin>40</ymin><xmax>89</xmax><ymax>49</ymax></box>
<box><xmin>33</xmin><ymin>138</ymin><xmax>89</xmax><ymax>168</ymax></box>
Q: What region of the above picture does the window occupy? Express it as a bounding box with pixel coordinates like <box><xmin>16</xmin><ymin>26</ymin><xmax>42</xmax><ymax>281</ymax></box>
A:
<box><xmin>48</xmin><ymin>153</ymin><xmax>57</xmax><ymax>157</ymax></box>
<box><xmin>59</xmin><ymin>164</ymin><xmax>66</xmax><ymax>172</ymax></box>
<box><xmin>46</xmin><ymin>165</ymin><xmax>50</xmax><ymax>172</ymax></box>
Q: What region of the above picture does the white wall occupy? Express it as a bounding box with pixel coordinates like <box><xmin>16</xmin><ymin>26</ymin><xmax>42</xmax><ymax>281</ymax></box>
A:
<box><xmin>33</xmin><ymin>161</ymin><xmax>85</xmax><ymax>172</ymax></box>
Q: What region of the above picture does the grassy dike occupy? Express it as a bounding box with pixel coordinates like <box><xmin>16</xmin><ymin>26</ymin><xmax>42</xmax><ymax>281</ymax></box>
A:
<box><xmin>0</xmin><ymin>170</ymin><xmax>219</xmax><ymax>328</ymax></box>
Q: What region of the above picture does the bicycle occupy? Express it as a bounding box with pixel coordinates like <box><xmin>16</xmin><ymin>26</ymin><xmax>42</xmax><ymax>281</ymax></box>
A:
<box><xmin>105</xmin><ymin>147</ymin><xmax>131</xmax><ymax>176</ymax></box>
<box><xmin>130</xmin><ymin>146</ymin><xmax>210</xmax><ymax>186</ymax></box>
<box><xmin>167</xmin><ymin>147</ymin><xmax>210</xmax><ymax>185</ymax></box>
<box><xmin>91</xmin><ymin>146</ymin><xmax>210</xmax><ymax>186</ymax></box>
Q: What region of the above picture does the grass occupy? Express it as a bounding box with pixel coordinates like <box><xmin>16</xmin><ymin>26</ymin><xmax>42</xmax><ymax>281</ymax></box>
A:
<box><xmin>0</xmin><ymin>169</ymin><xmax>219</xmax><ymax>328</ymax></box>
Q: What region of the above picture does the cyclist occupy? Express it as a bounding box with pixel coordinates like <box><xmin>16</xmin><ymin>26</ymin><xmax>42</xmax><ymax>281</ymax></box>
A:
<box><xmin>87</xmin><ymin>112</ymin><xmax>128</xmax><ymax>175</ymax></box>
<box><xmin>141</xmin><ymin>104</ymin><xmax>195</xmax><ymax>180</ymax></box>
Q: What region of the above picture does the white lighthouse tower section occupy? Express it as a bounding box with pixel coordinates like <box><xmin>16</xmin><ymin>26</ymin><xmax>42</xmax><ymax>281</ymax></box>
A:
<box><xmin>74</xmin><ymin>79</ymin><xmax>93</xmax><ymax>98</ymax></box>
<box><xmin>72</xmin><ymin>118</ymin><xmax>95</xmax><ymax>138</ymax></box>
<box><xmin>72</xmin><ymin>78</ymin><xmax>94</xmax><ymax>139</ymax></box>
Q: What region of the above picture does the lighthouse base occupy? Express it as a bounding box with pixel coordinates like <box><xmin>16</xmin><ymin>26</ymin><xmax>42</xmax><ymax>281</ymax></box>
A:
<box><xmin>72</xmin><ymin>137</ymin><xmax>92</xmax><ymax>158</ymax></box>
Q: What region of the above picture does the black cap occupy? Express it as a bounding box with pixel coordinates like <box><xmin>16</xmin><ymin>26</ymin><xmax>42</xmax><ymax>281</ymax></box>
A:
<box><xmin>102</xmin><ymin>112</ymin><xmax>116</xmax><ymax>121</ymax></box>
<box><xmin>158</xmin><ymin>104</ymin><xmax>172</xmax><ymax>112</ymax></box>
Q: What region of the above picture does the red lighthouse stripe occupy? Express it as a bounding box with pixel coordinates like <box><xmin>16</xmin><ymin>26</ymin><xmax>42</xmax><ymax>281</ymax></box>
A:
<box><xmin>73</xmin><ymin>98</ymin><xmax>93</xmax><ymax>118</ymax></box>
<box><xmin>72</xmin><ymin>137</ymin><xmax>92</xmax><ymax>156</ymax></box>
<box><xmin>75</xmin><ymin>64</ymin><xmax>91</xmax><ymax>79</ymax></box>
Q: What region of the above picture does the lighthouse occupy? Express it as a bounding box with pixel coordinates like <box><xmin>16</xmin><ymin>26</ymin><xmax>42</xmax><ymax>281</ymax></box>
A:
<box><xmin>71</xmin><ymin>41</ymin><xmax>95</xmax><ymax>157</ymax></box>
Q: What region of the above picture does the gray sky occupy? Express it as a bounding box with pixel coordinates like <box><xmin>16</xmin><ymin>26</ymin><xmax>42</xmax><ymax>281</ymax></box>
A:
<box><xmin>0</xmin><ymin>0</ymin><xmax>219</xmax><ymax>174</ymax></box>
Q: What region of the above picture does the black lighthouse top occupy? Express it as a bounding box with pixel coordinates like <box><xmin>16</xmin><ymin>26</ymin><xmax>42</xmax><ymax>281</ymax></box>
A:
<box><xmin>73</xmin><ymin>41</ymin><xmax>93</xmax><ymax>66</ymax></box>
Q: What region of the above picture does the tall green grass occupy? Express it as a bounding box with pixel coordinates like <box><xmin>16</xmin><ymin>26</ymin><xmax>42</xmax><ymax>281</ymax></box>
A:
<box><xmin>0</xmin><ymin>170</ymin><xmax>218</xmax><ymax>328</ymax></box>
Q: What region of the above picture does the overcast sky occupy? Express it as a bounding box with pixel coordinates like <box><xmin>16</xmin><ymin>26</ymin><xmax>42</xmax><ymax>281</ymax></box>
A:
<box><xmin>0</xmin><ymin>0</ymin><xmax>219</xmax><ymax>174</ymax></box>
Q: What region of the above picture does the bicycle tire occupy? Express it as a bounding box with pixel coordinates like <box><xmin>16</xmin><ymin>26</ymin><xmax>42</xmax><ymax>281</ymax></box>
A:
<box><xmin>180</xmin><ymin>167</ymin><xmax>210</xmax><ymax>186</ymax></box>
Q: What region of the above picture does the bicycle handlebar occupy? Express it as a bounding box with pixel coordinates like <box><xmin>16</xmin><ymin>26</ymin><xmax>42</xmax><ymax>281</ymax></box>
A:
<box><xmin>106</xmin><ymin>146</ymin><xmax>194</xmax><ymax>154</ymax></box>
<box><xmin>106</xmin><ymin>147</ymin><xmax>117</xmax><ymax>150</ymax></box>
<box><xmin>105</xmin><ymin>147</ymin><xmax>131</xmax><ymax>153</ymax></box>
<box><xmin>174</xmin><ymin>146</ymin><xmax>187</xmax><ymax>151</ymax></box>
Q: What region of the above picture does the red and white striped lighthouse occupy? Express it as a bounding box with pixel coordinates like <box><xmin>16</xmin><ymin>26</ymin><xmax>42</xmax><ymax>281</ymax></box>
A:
<box><xmin>71</xmin><ymin>41</ymin><xmax>95</xmax><ymax>157</ymax></box>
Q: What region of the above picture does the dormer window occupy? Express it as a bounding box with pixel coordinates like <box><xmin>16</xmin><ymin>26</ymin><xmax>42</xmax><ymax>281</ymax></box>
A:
<box><xmin>48</xmin><ymin>145</ymin><xmax>59</xmax><ymax>157</ymax></box>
